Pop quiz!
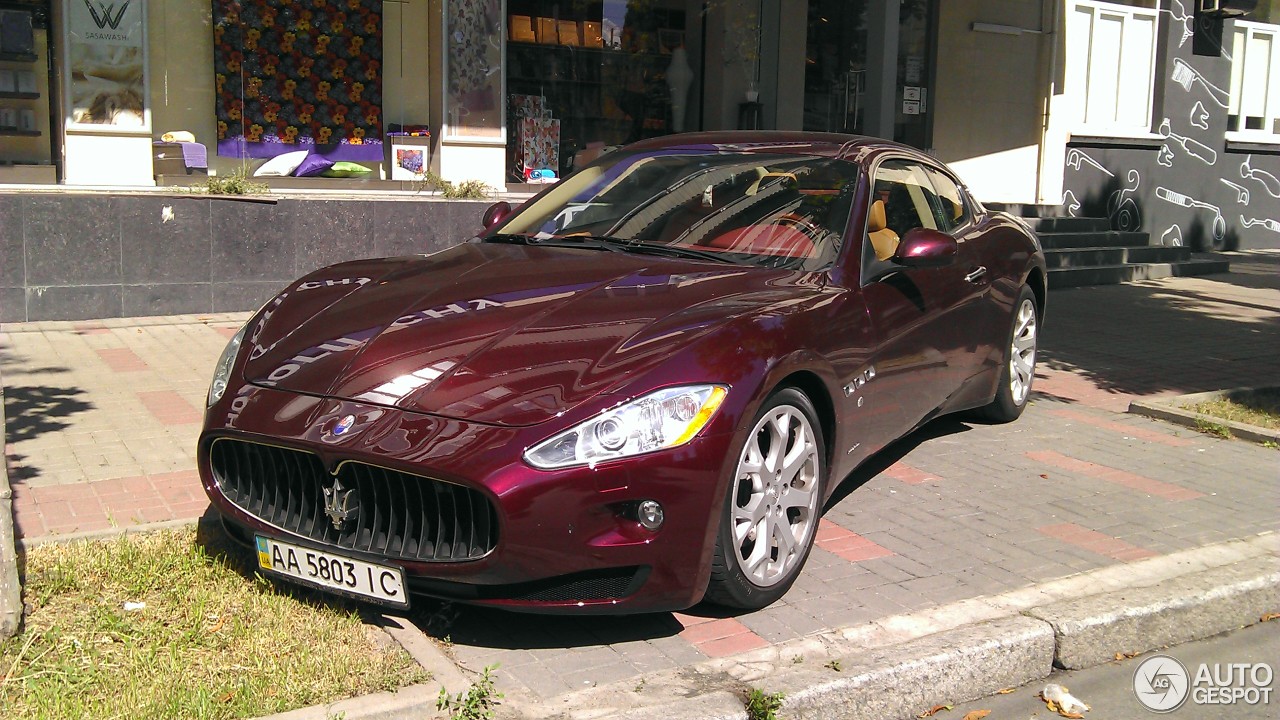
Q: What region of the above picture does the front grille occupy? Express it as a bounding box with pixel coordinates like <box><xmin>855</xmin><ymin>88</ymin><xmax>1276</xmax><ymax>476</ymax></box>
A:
<box><xmin>209</xmin><ymin>439</ymin><xmax>498</xmax><ymax>562</ymax></box>
<box><xmin>511</xmin><ymin>567</ymin><xmax>644</xmax><ymax>602</ymax></box>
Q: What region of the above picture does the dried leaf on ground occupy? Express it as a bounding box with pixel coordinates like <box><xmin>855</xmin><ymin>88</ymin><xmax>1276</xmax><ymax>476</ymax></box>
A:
<box><xmin>961</xmin><ymin>711</ymin><xmax>990</xmax><ymax>720</ymax></box>
<box><xmin>996</xmin><ymin>687</ymin><xmax>1016</xmax><ymax>694</ymax></box>
<box><xmin>1115</xmin><ymin>650</ymin><xmax>1140</xmax><ymax>660</ymax></box>
<box><xmin>917</xmin><ymin>704</ymin><xmax>953</xmax><ymax>718</ymax></box>
<box><xmin>1262</xmin><ymin>612</ymin><xmax>1279</xmax><ymax>622</ymax></box>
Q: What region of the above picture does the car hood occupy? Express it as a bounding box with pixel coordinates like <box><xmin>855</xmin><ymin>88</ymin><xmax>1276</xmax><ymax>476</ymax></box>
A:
<box><xmin>241</xmin><ymin>242</ymin><xmax>819</xmax><ymax>426</ymax></box>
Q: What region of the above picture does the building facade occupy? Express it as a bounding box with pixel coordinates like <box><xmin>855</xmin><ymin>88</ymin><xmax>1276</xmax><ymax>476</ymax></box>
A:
<box><xmin>1</xmin><ymin>1</ymin><xmax>1276</xmax><ymax>250</ymax></box>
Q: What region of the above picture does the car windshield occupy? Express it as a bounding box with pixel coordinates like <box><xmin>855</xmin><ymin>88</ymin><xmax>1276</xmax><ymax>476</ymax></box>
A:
<box><xmin>488</xmin><ymin>149</ymin><xmax>861</xmax><ymax>271</ymax></box>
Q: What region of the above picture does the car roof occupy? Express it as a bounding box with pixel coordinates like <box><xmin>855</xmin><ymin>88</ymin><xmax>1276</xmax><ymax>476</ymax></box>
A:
<box><xmin>622</xmin><ymin>131</ymin><xmax>936</xmax><ymax>166</ymax></box>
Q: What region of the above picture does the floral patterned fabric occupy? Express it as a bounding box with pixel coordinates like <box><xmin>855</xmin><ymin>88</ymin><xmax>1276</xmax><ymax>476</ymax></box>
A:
<box><xmin>213</xmin><ymin>0</ymin><xmax>383</xmax><ymax>160</ymax></box>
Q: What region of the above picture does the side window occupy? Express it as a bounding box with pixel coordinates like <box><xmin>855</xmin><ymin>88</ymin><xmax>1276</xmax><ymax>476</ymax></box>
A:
<box><xmin>862</xmin><ymin>159</ymin><xmax>940</xmax><ymax>283</ymax></box>
<box><xmin>871</xmin><ymin>160</ymin><xmax>938</xmax><ymax>237</ymax></box>
<box><xmin>924</xmin><ymin>167</ymin><xmax>970</xmax><ymax>232</ymax></box>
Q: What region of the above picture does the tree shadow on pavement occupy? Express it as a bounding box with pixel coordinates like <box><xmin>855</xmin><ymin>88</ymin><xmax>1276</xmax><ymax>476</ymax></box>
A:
<box><xmin>1039</xmin><ymin>264</ymin><xmax>1279</xmax><ymax>402</ymax></box>
<box><xmin>3</xmin><ymin>384</ymin><xmax>95</xmax><ymax>483</ymax></box>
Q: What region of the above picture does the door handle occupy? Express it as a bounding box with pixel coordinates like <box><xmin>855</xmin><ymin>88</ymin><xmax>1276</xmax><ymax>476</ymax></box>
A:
<box><xmin>965</xmin><ymin>266</ymin><xmax>988</xmax><ymax>283</ymax></box>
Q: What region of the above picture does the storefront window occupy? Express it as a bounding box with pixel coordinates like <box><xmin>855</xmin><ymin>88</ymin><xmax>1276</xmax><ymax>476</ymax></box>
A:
<box><xmin>801</xmin><ymin>0</ymin><xmax>935</xmax><ymax>149</ymax></box>
<box><xmin>505</xmin><ymin>0</ymin><xmax>700</xmax><ymax>182</ymax></box>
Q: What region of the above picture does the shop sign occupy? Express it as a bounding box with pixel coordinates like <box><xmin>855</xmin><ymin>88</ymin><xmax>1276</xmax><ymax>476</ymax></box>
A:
<box><xmin>63</xmin><ymin>0</ymin><xmax>150</xmax><ymax>130</ymax></box>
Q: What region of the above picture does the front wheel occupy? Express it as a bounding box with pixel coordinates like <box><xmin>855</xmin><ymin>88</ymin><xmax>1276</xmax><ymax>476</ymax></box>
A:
<box><xmin>976</xmin><ymin>284</ymin><xmax>1039</xmax><ymax>423</ymax></box>
<box><xmin>704</xmin><ymin>388</ymin><xmax>825</xmax><ymax>610</ymax></box>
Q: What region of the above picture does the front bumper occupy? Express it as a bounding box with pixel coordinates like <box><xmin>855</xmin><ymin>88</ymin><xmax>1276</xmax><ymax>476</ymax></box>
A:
<box><xmin>199</xmin><ymin>384</ymin><xmax>735</xmax><ymax>613</ymax></box>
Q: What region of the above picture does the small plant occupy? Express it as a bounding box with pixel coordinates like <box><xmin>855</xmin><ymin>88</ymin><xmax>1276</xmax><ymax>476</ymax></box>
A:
<box><xmin>415</xmin><ymin>171</ymin><xmax>493</xmax><ymax>199</ymax></box>
<box><xmin>1194</xmin><ymin>417</ymin><xmax>1233</xmax><ymax>439</ymax></box>
<box><xmin>744</xmin><ymin>687</ymin><xmax>784</xmax><ymax>720</ymax></box>
<box><xmin>187</xmin><ymin>167</ymin><xmax>270</xmax><ymax>195</ymax></box>
<box><xmin>1263</xmin><ymin>440</ymin><xmax>1278</xmax><ymax>450</ymax></box>
<box><xmin>824</xmin><ymin>658</ymin><xmax>843</xmax><ymax>672</ymax></box>
<box><xmin>437</xmin><ymin>664</ymin><xmax>503</xmax><ymax>720</ymax></box>
<box><xmin>791</xmin><ymin>655</ymin><xmax>804</xmax><ymax>665</ymax></box>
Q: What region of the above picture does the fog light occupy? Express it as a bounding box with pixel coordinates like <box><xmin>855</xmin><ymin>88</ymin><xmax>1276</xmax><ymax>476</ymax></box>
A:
<box><xmin>637</xmin><ymin>500</ymin><xmax>664</xmax><ymax>531</ymax></box>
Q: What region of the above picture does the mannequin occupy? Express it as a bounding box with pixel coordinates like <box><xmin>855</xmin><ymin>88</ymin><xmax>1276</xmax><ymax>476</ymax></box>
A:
<box><xmin>666</xmin><ymin>45</ymin><xmax>693</xmax><ymax>132</ymax></box>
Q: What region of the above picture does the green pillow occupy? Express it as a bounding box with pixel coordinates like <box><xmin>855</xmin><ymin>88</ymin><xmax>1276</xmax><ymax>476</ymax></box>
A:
<box><xmin>320</xmin><ymin>161</ymin><xmax>373</xmax><ymax>178</ymax></box>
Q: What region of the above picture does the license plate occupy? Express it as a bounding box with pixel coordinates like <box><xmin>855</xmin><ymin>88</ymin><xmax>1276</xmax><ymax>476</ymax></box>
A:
<box><xmin>255</xmin><ymin>535</ymin><xmax>409</xmax><ymax>608</ymax></box>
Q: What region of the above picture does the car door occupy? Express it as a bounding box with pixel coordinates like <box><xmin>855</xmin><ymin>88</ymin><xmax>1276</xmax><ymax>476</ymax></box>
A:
<box><xmin>855</xmin><ymin>158</ymin><xmax>983</xmax><ymax>437</ymax></box>
<box><xmin>922</xmin><ymin>164</ymin><xmax>998</xmax><ymax>394</ymax></box>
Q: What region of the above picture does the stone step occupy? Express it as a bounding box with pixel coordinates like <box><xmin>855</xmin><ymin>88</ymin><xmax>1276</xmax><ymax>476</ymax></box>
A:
<box><xmin>1044</xmin><ymin>246</ymin><xmax>1192</xmax><ymax>269</ymax></box>
<box><xmin>1047</xmin><ymin>259</ymin><xmax>1231</xmax><ymax>289</ymax></box>
<box><xmin>1038</xmin><ymin>231</ymin><xmax>1152</xmax><ymax>249</ymax></box>
<box><xmin>1022</xmin><ymin>216</ymin><xmax>1110</xmax><ymax>233</ymax></box>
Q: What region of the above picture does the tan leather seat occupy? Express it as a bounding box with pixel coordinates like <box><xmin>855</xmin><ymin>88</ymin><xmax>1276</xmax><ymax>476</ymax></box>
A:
<box><xmin>868</xmin><ymin>199</ymin><xmax>900</xmax><ymax>261</ymax></box>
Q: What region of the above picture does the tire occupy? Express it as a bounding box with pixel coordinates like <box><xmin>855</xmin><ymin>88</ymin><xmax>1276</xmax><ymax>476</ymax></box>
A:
<box><xmin>976</xmin><ymin>284</ymin><xmax>1039</xmax><ymax>423</ymax></box>
<box><xmin>704</xmin><ymin>388</ymin><xmax>825</xmax><ymax>610</ymax></box>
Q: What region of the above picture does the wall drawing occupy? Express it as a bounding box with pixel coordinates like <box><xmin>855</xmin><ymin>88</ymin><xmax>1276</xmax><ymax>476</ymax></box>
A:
<box><xmin>1066</xmin><ymin>148</ymin><xmax>1113</xmax><ymax>176</ymax></box>
<box><xmin>1240</xmin><ymin>156</ymin><xmax>1280</xmax><ymax>198</ymax></box>
<box><xmin>1220</xmin><ymin>178</ymin><xmax>1249</xmax><ymax>204</ymax></box>
<box><xmin>1064</xmin><ymin>6</ymin><xmax>1279</xmax><ymax>251</ymax></box>
<box><xmin>1241</xmin><ymin>217</ymin><xmax>1279</xmax><ymax>233</ymax></box>
<box><xmin>1160</xmin><ymin>225</ymin><xmax>1184</xmax><ymax>247</ymax></box>
<box><xmin>1158</xmin><ymin>118</ymin><xmax>1217</xmax><ymax>165</ymax></box>
<box><xmin>1189</xmin><ymin>101</ymin><xmax>1209</xmax><ymax>130</ymax></box>
<box><xmin>1170</xmin><ymin>58</ymin><xmax>1229</xmax><ymax>108</ymax></box>
<box><xmin>1107</xmin><ymin>170</ymin><xmax>1142</xmax><ymax>231</ymax></box>
<box><xmin>1156</xmin><ymin>186</ymin><xmax>1226</xmax><ymax>242</ymax></box>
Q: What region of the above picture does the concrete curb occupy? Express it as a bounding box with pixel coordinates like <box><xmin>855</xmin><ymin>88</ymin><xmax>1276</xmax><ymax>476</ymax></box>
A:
<box><xmin>1027</xmin><ymin>556</ymin><xmax>1280</xmax><ymax>669</ymax></box>
<box><xmin>1129</xmin><ymin>387</ymin><xmax>1280</xmax><ymax>445</ymax></box>
<box><xmin>0</xmin><ymin>380</ymin><xmax>23</xmax><ymax>639</ymax></box>
<box><xmin>492</xmin><ymin>533</ymin><xmax>1278</xmax><ymax>720</ymax></box>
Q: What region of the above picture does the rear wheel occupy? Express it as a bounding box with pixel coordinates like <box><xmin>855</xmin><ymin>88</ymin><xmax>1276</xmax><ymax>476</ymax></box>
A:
<box><xmin>977</xmin><ymin>284</ymin><xmax>1038</xmax><ymax>423</ymax></box>
<box><xmin>704</xmin><ymin>388</ymin><xmax>825</xmax><ymax>610</ymax></box>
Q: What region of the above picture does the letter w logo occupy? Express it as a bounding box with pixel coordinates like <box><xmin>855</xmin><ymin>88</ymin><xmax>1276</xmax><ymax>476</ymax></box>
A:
<box><xmin>83</xmin><ymin>0</ymin><xmax>131</xmax><ymax>30</ymax></box>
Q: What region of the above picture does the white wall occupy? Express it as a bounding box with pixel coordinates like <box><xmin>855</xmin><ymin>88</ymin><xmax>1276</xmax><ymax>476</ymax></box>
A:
<box><xmin>932</xmin><ymin>0</ymin><xmax>1056</xmax><ymax>204</ymax></box>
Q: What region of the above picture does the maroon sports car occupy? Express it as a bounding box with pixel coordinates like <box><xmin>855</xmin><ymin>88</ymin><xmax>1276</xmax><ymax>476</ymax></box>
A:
<box><xmin>199</xmin><ymin>132</ymin><xmax>1045</xmax><ymax>614</ymax></box>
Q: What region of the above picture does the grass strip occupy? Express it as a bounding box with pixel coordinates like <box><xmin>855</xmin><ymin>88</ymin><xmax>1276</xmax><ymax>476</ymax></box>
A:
<box><xmin>1</xmin><ymin>526</ymin><xmax>429</xmax><ymax>719</ymax></box>
<box><xmin>1183</xmin><ymin>389</ymin><xmax>1280</xmax><ymax>431</ymax></box>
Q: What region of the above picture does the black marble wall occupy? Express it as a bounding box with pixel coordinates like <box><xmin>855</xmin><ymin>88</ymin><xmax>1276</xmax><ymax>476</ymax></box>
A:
<box><xmin>1062</xmin><ymin>6</ymin><xmax>1279</xmax><ymax>251</ymax></box>
<box><xmin>0</xmin><ymin>194</ymin><xmax>492</xmax><ymax>322</ymax></box>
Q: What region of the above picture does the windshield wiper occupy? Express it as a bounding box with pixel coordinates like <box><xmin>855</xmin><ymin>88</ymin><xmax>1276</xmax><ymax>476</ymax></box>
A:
<box><xmin>616</xmin><ymin>242</ymin><xmax>733</xmax><ymax>263</ymax></box>
<box><xmin>484</xmin><ymin>233</ymin><xmax>626</xmax><ymax>252</ymax></box>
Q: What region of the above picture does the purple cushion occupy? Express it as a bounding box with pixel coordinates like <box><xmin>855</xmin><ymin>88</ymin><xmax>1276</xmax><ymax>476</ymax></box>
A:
<box><xmin>293</xmin><ymin>154</ymin><xmax>335</xmax><ymax>177</ymax></box>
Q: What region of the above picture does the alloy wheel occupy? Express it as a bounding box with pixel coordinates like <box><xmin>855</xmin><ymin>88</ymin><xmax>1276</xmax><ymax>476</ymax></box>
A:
<box><xmin>729</xmin><ymin>405</ymin><xmax>821</xmax><ymax>587</ymax></box>
<box><xmin>1009</xmin><ymin>298</ymin><xmax>1038</xmax><ymax>406</ymax></box>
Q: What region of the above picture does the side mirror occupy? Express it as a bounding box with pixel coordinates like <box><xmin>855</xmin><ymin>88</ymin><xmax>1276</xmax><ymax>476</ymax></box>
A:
<box><xmin>481</xmin><ymin>201</ymin><xmax>512</xmax><ymax>230</ymax></box>
<box><xmin>894</xmin><ymin>227</ymin><xmax>958</xmax><ymax>268</ymax></box>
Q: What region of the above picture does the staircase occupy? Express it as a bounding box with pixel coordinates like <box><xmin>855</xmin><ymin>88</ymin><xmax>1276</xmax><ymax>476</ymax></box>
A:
<box><xmin>990</xmin><ymin>207</ymin><xmax>1230</xmax><ymax>289</ymax></box>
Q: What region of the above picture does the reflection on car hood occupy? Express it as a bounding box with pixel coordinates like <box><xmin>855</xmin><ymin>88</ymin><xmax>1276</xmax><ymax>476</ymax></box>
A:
<box><xmin>241</xmin><ymin>242</ymin><xmax>817</xmax><ymax>426</ymax></box>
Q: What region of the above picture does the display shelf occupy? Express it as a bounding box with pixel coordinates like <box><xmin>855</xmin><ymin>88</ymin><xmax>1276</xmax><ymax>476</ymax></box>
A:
<box><xmin>0</xmin><ymin>51</ymin><xmax>37</xmax><ymax>63</ymax></box>
<box><xmin>0</xmin><ymin>91</ymin><xmax>38</xmax><ymax>100</ymax></box>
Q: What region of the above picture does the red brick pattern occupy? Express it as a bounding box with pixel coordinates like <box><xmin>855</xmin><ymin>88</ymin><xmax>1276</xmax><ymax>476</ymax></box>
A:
<box><xmin>96</xmin><ymin>347</ymin><xmax>149</xmax><ymax>372</ymax></box>
<box><xmin>1038</xmin><ymin>522</ymin><xmax>1159</xmax><ymax>562</ymax></box>
<box><xmin>138</xmin><ymin>390</ymin><xmax>203</xmax><ymax>425</ymax></box>
<box><xmin>11</xmin><ymin>471</ymin><xmax>208</xmax><ymax>539</ymax></box>
<box><xmin>881</xmin><ymin>461</ymin><xmax>939</xmax><ymax>485</ymax></box>
<box><xmin>213</xmin><ymin>326</ymin><xmax>240</xmax><ymax>339</ymax></box>
<box><xmin>1026</xmin><ymin>450</ymin><xmax>1205</xmax><ymax>501</ymax></box>
<box><xmin>815</xmin><ymin>519</ymin><xmax>895</xmax><ymax>562</ymax></box>
<box><xmin>674</xmin><ymin>614</ymin><xmax>770</xmax><ymax>658</ymax></box>
<box><xmin>1047</xmin><ymin>408</ymin><xmax>1194</xmax><ymax>447</ymax></box>
<box><xmin>1033</xmin><ymin>368</ymin><xmax>1132</xmax><ymax>412</ymax></box>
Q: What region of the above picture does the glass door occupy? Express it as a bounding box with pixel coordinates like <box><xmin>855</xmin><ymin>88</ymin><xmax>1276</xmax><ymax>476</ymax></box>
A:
<box><xmin>803</xmin><ymin>0</ymin><xmax>868</xmax><ymax>134</ymax></box>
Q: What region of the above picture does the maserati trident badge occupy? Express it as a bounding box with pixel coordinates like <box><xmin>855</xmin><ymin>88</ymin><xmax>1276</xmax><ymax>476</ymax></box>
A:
<box><xmin>322</xmin><ymin>477</ymin><xmax>357</xmax><ymax>530</ymax></box>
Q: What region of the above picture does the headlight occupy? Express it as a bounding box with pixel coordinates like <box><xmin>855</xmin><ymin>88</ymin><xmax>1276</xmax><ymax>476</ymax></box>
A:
<box><xmin>523</xmin><ymin>385</ymin><xmax>728</xmax><ymax>470</ymax></box>
<box><xmin>207</xmin><ymin>323</ymin><xmax>248</xmax><ymax>406</ymax></box>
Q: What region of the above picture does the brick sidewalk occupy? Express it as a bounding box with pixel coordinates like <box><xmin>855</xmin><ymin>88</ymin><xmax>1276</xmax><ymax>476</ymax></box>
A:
<box><xmin>2</xmin><ymin>254</ymin><xmax>1277</xmax><ymax>701</ymax></box>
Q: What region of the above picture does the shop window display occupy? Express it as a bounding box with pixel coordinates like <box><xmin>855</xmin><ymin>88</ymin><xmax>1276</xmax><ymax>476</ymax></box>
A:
<box><xmin>212</xmin><ymin>0</ymin><xmax>384</xmax><ymax>161</ymax></box>
<box><xmin>506</xmin><ymin>0</ymin><xmax>698</xmax><ymax>181</ymax></box>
